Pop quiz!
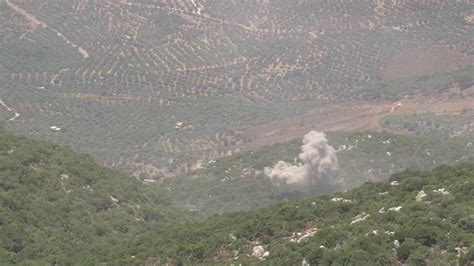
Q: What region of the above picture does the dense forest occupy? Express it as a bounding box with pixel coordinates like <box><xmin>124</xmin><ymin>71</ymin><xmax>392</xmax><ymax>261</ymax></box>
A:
<box><xmin>0</xmin><ymin>127</ymin><xmax>189</xmax><ymax>264</ymax></box>
<box><xmin>137</xmin><ymin>164</ymin><xmax>474</xmax><ymax>265</ymax></box>
<box><xmin>0</xmin><ymin>128</ymin><xmax>473</xmax><ymax>264</ymax></box>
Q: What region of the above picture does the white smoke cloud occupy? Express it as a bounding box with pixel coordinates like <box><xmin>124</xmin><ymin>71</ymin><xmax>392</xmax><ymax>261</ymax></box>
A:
<box><xmin>264</xmin><ymin>131</ymin><xmax>339</xmax><ymax>186</ymax></box>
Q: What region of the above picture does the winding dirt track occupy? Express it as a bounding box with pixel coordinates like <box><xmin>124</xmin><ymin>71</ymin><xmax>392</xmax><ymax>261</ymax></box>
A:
<box><xmin>242</xmin><ymin>93</ymin><xmax>474</xmax><ymax>151</ymax></box>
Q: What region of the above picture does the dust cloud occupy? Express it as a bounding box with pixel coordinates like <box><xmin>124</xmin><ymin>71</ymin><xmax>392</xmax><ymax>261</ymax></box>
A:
<box><xmin>264</xmin><ymin>131</ymin><xmax>339</xmax><ymax>187</ymax></box>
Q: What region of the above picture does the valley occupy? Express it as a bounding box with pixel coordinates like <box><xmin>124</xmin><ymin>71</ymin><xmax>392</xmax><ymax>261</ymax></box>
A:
<box><xmin>1</xmin><ymin>0</ymin><xmax>472</xmax><ymax>179</ymax></box>
<box><xmin>0</xmin><ymin>1</ymin><xmax>473</xmax><ymax>264</ymax></box>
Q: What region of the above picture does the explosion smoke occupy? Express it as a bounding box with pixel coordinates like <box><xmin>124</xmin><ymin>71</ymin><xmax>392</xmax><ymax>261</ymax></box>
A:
<box><xmin>264</xmin><ymin>131</ymin><xmax>338</xmax><ymax>186</ymax></box>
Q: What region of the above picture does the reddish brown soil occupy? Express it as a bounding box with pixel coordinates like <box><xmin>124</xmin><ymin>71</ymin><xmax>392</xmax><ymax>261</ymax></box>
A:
<box><xmin>242</xmin><ymin>92</ymin><xmax>474</xmax><ymax>151</ymax></box>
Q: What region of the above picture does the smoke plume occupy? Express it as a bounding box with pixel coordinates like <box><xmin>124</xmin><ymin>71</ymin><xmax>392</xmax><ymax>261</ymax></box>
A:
<box><xmin>264</xmin><ymin>131</ymin><xmax>338</xmax><ymax>186</ymax></box>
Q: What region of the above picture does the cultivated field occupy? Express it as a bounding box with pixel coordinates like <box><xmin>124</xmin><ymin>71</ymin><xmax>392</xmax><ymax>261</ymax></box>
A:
<box><xmin>1</xmin><ymin>0</ymin><xmax>472</xmax><ymax>178</ymax></box>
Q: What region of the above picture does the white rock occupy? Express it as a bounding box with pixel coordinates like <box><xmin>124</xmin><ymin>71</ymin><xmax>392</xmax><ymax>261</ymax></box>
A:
<box><xmin>388</xmin><ymin>206</ymin><xmax>403</xmax><ymax>212</ymax></box>
<box><xmin>110</xmin><ymin>195</ymin><xmax>119</xmax><ymax>203</ymax></box>
<box><xmin>331</xmin><ymin>197</ymin><xmax>352</xmax><ymax>203</ymax></box>
<box><xmin>302</xmin><ymin>258</ymin><xmax>310</xmax><ymax>266</ymax></box>
<box><xmin>286</xmin><ymin>227</ymin><xmax>319</xmax><ymax>243</ymax></box>
<box><xmin>416</xmin><ymin>190</ymin><xmax>427</xmax><ymax>201</ymax></box>
<box><xmin>297</xmin><ymin>228</ymin><xmax>318</xmax><ymax>243</ymax></box>
<box><xmin>350</xmin><ymin>212</ymin><xmax>370</xmax><ymax>225</ymax></box>
<box><xmin>252</xmin><ymin>246</ymin><xmax>266</xmax><ymax>260</ymax></box>
<box><xmin>455</xmin><ymin>246</ymin><xmax>468</xmax><ymax>257</ymax></box>
<box><xmin>433</xmin><ymin>188</ymin><xmax>450</xmax><ymax>195</ymax></box>
<box><xmin>233</xmin><ymin>250</ymin><xmax>239</xmax><ymax>260</ymax></box>
<box><xmin>394</xmin><ymin>240</ymin><xmax>400</xmax><ymax>248</ymax></box>
<box><xmin>390</xmin><ymin>181</ymin><xmax>399</xmax><ymax>186</ymax></box>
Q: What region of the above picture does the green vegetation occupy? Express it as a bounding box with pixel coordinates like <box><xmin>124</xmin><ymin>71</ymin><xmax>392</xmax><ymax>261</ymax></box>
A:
<box><xmin>1</xmin><ymin>0</ymin><xmax>472</xmax><ymax>177</ymax></box>
<box><xmin>0</xmin><ymin>128</ymin><xmax>189</xmax><ymax>265</ymax></box>
<box><xmin>135</xmin><ymin>163</ymin><xmax>474</xmax><ymax>265</ymax></box>
<box><xmin>1</xmin><ymin>78</ymin><xmax>320</xmax><ymax>177</ymax></box>
<box><xmin>367</xmin><ymin>66</ymin><xmax>474</xmax><ymax>100</ymax></box>
<box><xmin>1</xmin><ymin>0</ymin><xmax>473</xmax><ymax>264</ymax></box>
<box><xmin>382</xmin><ymin>110</ymin><xmax>474</xmax><ymax>138</ymax></box>
<box><xmin>0</xmin><ymin>128</ymin><xmax>473</xmax><ymax>264</ymax></box>
<box><xmin>160</xmin><ymin>131</ymin><xmax>474</xmax><ymax>216</ymax></box>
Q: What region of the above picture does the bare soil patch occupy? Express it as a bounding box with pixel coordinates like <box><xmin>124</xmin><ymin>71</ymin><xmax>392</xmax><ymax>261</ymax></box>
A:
<box><xmin>242</xmin><ymin>94</ymin><xmax>474</xmax><ymax>151</ymax></box>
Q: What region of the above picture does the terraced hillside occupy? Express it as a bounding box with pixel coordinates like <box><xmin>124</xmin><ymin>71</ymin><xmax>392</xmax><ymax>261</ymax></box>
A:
<box><xmin>1</xmin><ymin>0</ymin><xmax>473</xmax><ymax>177</ymax></box>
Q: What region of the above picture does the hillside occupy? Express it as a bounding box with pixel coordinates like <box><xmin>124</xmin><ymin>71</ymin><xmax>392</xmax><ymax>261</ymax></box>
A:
<box><xmin>1</xmin><ymin>1</ymin><xmax>474</xmax><ymax>264</ymax></box>
<box><xmin>1</xmin><ymin>0</ymin><xmax>472</xmax><ymax>177</ymax></box>
<box><xmin>0</xmin><ymin>128</ymin><xmax>473</xmax><ymax>265</ymax></box>
<box><xmin>0</xmin><ymin>128</ymin><xmax>189</xmax><ymax>265</ymax></box>
<box><xmin>159</xmin><ymin>131</ymin><xmax>474</xmax><ymax>216</ymax></box>
<box><xmin>136</xmin><ymin>163</ymin><xmax>474</xmax><ymax>265</ymax></box>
